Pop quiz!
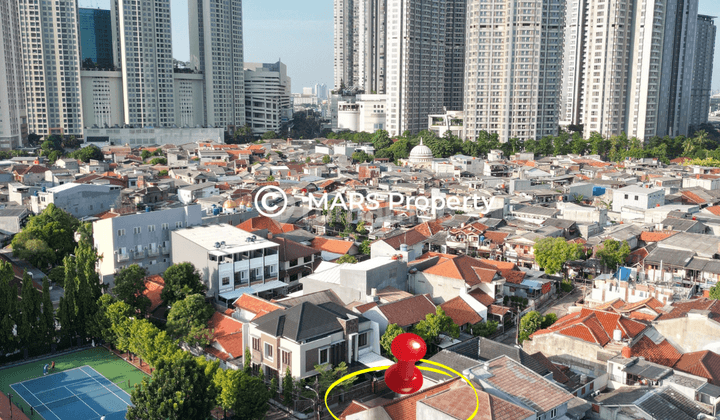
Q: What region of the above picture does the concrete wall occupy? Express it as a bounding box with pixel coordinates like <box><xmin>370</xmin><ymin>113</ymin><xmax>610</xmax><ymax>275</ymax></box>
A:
<box><xmin>340</xmin><ymin>259</ymin><xmax>408</xmax><ymax>297</ymax></box>
<box><xmin>80</xmin><ymin>70</ymin><xmax>125</xmax><ymax>129</ymax></box>
<box><xmin>170</xmin><ymin>231</ymin><xmax>218</xmax><ymax>297</ymax></box>
<box><xmin>653</xmin><ymin>314</ymin><xmax>720</xmax><ymax>353</ymax></box>
<box><xmin>32</xmin><ymin>184</ymin><xmax>121</xmax><ymax>218</ymax></box>
<box><xmin>410</xmin><ymin>272</ymin><xmax>465</xmax><ymax>304</ymax></box>
<box><xmin>522</xmin><ymin>334</ymin><xmax>612</xmax><ymax>376</ymax></box>
<box><xmin>300</xmin><ymin>279</ymin><xmax>364</xmax><ymax>304</ymax></box>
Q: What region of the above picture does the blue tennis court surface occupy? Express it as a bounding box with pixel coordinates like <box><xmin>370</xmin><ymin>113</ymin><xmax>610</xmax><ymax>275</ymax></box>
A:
<box><xmin>10</xmin><ymin>365</ymin><xmax>133</xmax><ymax>420</ymax></box>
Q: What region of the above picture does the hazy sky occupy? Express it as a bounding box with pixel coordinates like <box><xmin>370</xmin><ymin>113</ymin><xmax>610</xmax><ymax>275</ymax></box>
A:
<box><xmin>81</xmin><ymin>0</ymin><xmax>720</xmax><ymax>93</ymax></box>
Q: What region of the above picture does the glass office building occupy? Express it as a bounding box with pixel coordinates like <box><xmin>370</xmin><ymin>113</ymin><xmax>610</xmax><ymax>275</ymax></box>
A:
<box><xmin>79</xmin><ymin>8</ymin><xmax>113</xmax><ymax>69</ymax></box>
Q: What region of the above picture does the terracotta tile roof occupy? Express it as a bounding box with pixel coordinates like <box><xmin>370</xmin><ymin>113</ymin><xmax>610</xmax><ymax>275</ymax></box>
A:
<box><xmin>628</xmin><ymin>248</ymin><xmax>649</xmax><ymax>265</ymax></box>
<box><xmin>247</xmin><ymin>144</ymin><xmax>266</xmax><ymax>151</ymax></box>
<box><xmin>420</xmin><ymin>385</ymin><xmax>535</xmax><ymax>420</ymax></box>
<box><xmin>375</xmin><ymin>286</ymin><xmax>413</xmax><ymax>303</ymax></box>
<box><xmin>657</xmin><ymin>298</ymin><xmax>720</xmax><ymax>321</ymax></box>
<box><xmin>354</xmin><ymin>302</ymin><xmax>378</xmax><ymax>313</ymax></box>
<box><xmin>339</xmin><ymin>401</ymin><xmax>368</xmax><ymax>419</ymax></box>
<box><xmin>681</xmin><ymin>190</ymin><xmax>706</xmax><ymax>205</ymax></box>
<box><xmin>479</xmin><ymin>259</ymin><xmax>516</xmax><ymax>270</ymax></box>
<box><xmin>500</xmin><ymin>269</ymin><xmax>526</xmax><ymax>285</ymax></box>
<box><xmin>206</xmin><ymin>312</ymin><xmax>244</xmax><ymax>360</ymax></box>
<box><xmin>468</xmin><ymin>289</ymin><xmax>495</xmax><ymax>307</ymax></box>
<box><xmin>414</xmin><ymin>252</ymin><xmax>457</xmax><ymax>265</ymax></box>
<box><xmin>143</xmin><ymin>275</ymin><xmax>165</xmax><ymax>312</ymax></box>
<box><xmin>531</xmin><ymin>309</ymin><xmax>646</xmax><ymax>346</ymax></box>
<box><xmin>236</xmin><ymin>216</ymin><xmax>296</xmax><ymax>235</ymax></box>
<box><xmin>706</xmin><ymin>206</ymin><xmax>720</xmax><ymax>216</ymax></box>
<box><xmin>620</xmin><ymin>297</ymin><xmax>665</xmax><ymax>313</ymax></box>
<box><xmin>671</xmin><ymin>157</ymin><xmax>691</xmax><ymax>164</ymax></box>
<box><xmin>233</xmin><ymin>294</ymin><xmax>283</xmax><ymax>320</ymax></box>
<box><xmin>674</xmin><ymin>351</ymin><xmax>720</xmax><ymax>385</ymax></box>
<box><xmin>381</xmin><ymin>378</ymin><xmax>458</xmax><ymax>420</ymax></box>
<box><xmin>481</xmin><ymin>356</ymin><xmax>574</xmax><ymax>413</ymax></box>
<box><xmin>628</xmin><ymin>335</ymin><xmax>682</xmax><ymax>367</ymax></box>
<box><xmin>488</xmin><ymin>304</ymin><xmax>512</xmax><ymax>317</ymax></box>
<box><xmin>310</xmin><ymin>237</ymin><xmax>355</xmax><ymax>255</ymax></box>
<box><xmin>639</xmin><ymin>231</ymin><xmax>678</xmax><ymax>243</ymax></box>
<box><xmin>594</xmin><ymin>298</ymin><xmax>626</xmax><ymax>311</ymax></box>
<box><xmin>413</xmin><ymin>217</ymin><xmax>447</xmax><ymax>237</ymax></box>
<box><xmin>380</xmin><ymin>229</ymin><xmax>428</xmax><ymax>249</ymax></box>
<box><xmin>483</xmin><ymin>231</ymin><xmax>509</xmax><ymax>244</ymax></box>
<box><xmin>15</xmin><ymin>164</ymin><xmax>49</xmax><ymax>175</ymax></box>
<box><xmin>440</xmin><ymin>296</ymin><xmax>484</xmax><ymax>327</ymax></box>
<box><xmin>376</xmin><ymin>294</ymin><xmax>436</xmax><ymax>328</ymax></box>
<box><xmin>422</xmin><ymin>255</ymin><xmax>499</xmax><ymax>287</ymax></box>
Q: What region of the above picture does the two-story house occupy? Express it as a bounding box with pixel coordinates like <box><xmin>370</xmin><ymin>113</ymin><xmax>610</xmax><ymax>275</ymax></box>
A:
<box><xmin>31</xmin><ymin>183</ymin><xmax>122</xmax><ymax>219</ymax></box>
<box><xmin>268</xmin><ymin>237</ymin><xmax>320</xmax><ymax>292</ymax></box>
<box><xmin>248</xmin><ymin>300</ymin><xmax>380</xmax><ymax>380</ymax></box>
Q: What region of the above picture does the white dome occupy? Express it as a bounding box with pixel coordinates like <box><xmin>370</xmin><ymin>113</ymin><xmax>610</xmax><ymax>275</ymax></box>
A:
<box><xmin>409</xmin><ymin>138</ymin><xmax>433</xmax><ymax>163</ymax></box>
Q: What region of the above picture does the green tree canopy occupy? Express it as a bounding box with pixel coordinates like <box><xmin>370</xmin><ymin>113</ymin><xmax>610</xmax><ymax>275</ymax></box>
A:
<box><xmin>0</xmin><ymin>261</ymin><xmax>18</xmax><ymax>355</ymax></box>
<box><xmin>471</xmin><ymin>320</ymin><xmax>499</xmax><ymax>338</ymax></box>
<box><xmin>214</xmin><ymin>368</ymin><xmax>270</xmax><ymax>420</ymax></box>
<box><xmin>261</xmin><ymin>131</ymin><xmax>277</xmax><ymax>140</ymax></box>
<box><xmin>127</xmin><ymin>355</ymin><xmax>216</xmax><ymax>420</ymax></box>
<box><xmin>161</xmin><ymin>263</ymin><xmax>206</xmax><ymax>305</ymax></box>
<box><xmin>17</xmin><ymin>272</ymin><xmax>41</xmax><ymax>349</ymax></box>
<box><xmin>166</xmin><ymin>294</ymin><xmax>214</xmax><ymax>346</ymax></box>
<box><xmin>315</xmin><ymin>361</ymin><xmax>354</xmax><ymax>394</ymax></box>
<box><xmin>40</xmin><ymin>277</ymin><xmax>55</xmax><ymax>347</ymax></box>
<box><xmin>12</xmin><ymin>203</ymin><xmax>80</xmax><ymax>268</ymax></box>
<box><xmin>518</xmin><ymin>311</ymin><xmax>543</xmax><ymax>344</ymax></box>
<box><xmin>114</xmin><ymin>264</ymin><xmax>151</xmax><ymax>315</ymax></box>
<box><xmin>533</xmin><ymin>237</ymin><xmax>584</xmax><ymax>275</ymax></box>
<box><xmin>336</xmin><ymin>254</ymin><xmax>358</xmax><ymax>264</ymax></box>
<box><xmin>597</xmin><ymin>239</ymin><xmax>631</xmax><ymax>272</ymax></box>
<box><xmin>413</xmin><ymin>306</ymin><xmax>460</xmax><ymax>344</ymax></box>
<box><xmin>380</xmin><ymin>323</ymin><xmax>404</xmax><ymax>359</ymax></box>
<box><xmin>322</xmin><ymin>155</ymin><xmax>331</xmax><ymax>164</ymax></box>
<box><xmin>70</xmin><ymin>145</ymin><xmax>104</xmax><ymax>163</ymax></box>
<box><xmin>541</xmin><ymin>313</ymin><xmax>558</xmax><ymax>329</ymax></box>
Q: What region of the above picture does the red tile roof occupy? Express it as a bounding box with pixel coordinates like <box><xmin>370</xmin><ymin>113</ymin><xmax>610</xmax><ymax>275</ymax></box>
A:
<box><xmin>440</xmin><ymin>296</ymin><xmax>484</xmax><ymax>327</ymax></box>
<box><xmin>380</xmin><ymin>229</ymin><xmax>428</xmax><ymax>249</ymax></box>
<box><xmin>468</xmin><ymin>289</ymin><xmax>495</xmax><ymax>307</ymax></box>
<box><xmin>706</xmin><ymin>205</ymin><xmax>720</xmax><ymax>216</ymax></box>
<box><xmin>381</xmin><ymin>379</ymin><xmax>458</xmax><ymax>420</ymax></box>
<box><xmin>376</xmin><ymin>294</ymin><xmax>436</xmax><ymax>328</ymax></box>
<box><xmin>422</xmin><ymin>255</ymin><xmax>499</xmax><ymax>287</ymax></box>
<box><xmin>420</xmin><ymin>385</ymin><xmax>534</xmax><ymax>420</ymax></box>
<box><xmin>681</xmin><ymin>190</ymin><xmax>706</xmax><ymax>205</ymax></box>
<box><xmin>674</xmin><ymin>351</ymin><xmax>720</xmax><ymax>385</ymax></box>
<box><xmin>413</xmin><ymin>217</ymin><xmax>449</xmax><ymax>237</ymax></box>
<box><xmin>354</xmin><ymin>302</ymin><xmax>378</xmax><ymax>313</ymax></box>
<box><xmin>639</xmin><ymin>231</ymin><xmax>677</xmax><ymax>243</ymax></box>
<box><xmin>310</xmin><ymin>237</ymin><xmax>355</xmax><ymax>255</ymax></box>
<box><xmin>205</xmin><ymin>312</ymin><xmax>244</xmax><ymax>360</ymax></box>
<box><xmin>236</xmin><ymin>216</ymin><xmax>296</xmax><ymax>235</ymax></box>
<box><xmin>657</xmin><ymin>298</ymin><xmax>720</xmax><ymax>321</ymax></box>
<box><xmin>628</xmin><ymin>335</ymin><xmax>682</xmax><ymax>367</ymax></box>
<box><xmin>233</xmin><ymin>294</ymin><xmax>283</xmax><ymax>320</ymax></box>
<box><xmin>531</xmin><ymin>309</ymin><xmax>646</xmax><ymax>346</ymax></box>
<box><xmin>143</xmin><ymin>275</ymin><xmax>165</xmax><ymax>313</ymax></box>
<box><xmin>483</xmin><ymin>231</ymin><xmax>509</xmax><ymax>244</ymax></box>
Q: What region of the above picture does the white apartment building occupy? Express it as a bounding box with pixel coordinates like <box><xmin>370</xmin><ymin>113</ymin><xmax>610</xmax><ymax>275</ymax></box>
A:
<box><xmin>333</xmin><ymin>0</ymin><xmax>387</xmax><ymax>93</ymax></box>
<box><xmin>629</xmin><ymin>0</ymin><xmax>697</xmax><ymax>140</ymax></box>
<box><xmin>560</xmin><ymin>0</ymin><xmax>586</xmax><ymax>127</ymax></box>
<box><xmin>337</xmin><ymin>94</ymin><xmax>386</xmax><ymax>132</ymax></box>
<box><xmin>0</xmin><ymin>0</ymin><xmax>27</xmax><ymax>149</ymax></box>
<box><xmin>386</xmin><ymin>0</ymin><xmax>446</xmax><ymax>136</ymax></box>
<box><xmin>189</xmin><ymin>0</ymin><xmax>245</xmax><ymax>129</ymax></box>
<box><xmin>83</xmin><ymin>126</ymin><xmax>224</xmax><ymax>147</ymax></box>
<box><xmin>31</xmin><ymin>183</ymin><xmax>122</xmax><ymax>219</ymax></box>
<box><xmin>445</xmin><ymin>0</ymin><xmax>466</xmax><ymax>112</ymax></box>
<box><xmin>93</xmin><ymin>205</ymin><xmax>203</xmax><ymax>288</ymax></box>
<box><xmin>690</xmin><ymin>15</ymin><xmax>717</xmax><ymax>128</ymax></box>
<box><xmin>18</xmin><ymin>0</ymin><xmax>84</xmax><ymax>137</ymax></box>
<box><xmin>244</xmin><ymin>62</ymin><xmax>292</xmax><ymax>136</ymax></box>
<box><xmin>112</xmin><ymin>0</ymin><xmax>175</xmax><ymax>127</ymax></box>
<box><xmin>463</xmin><ymin>0</ymin><xmax>564</xmax><ymax>143</ymax></box>
<box><xmin>173</xmin><ymin>72</ymin><xmax>205</xmax><ymax>128</ymax></box>
<box><xmin>612</xmin><ymin>185</ymin><xmax>665</xmax><ymax>213</ymax></box>
<box><xmin>580</xmin><ymin>0</ymin><xmax>634</xmax><ymax>139</ymax></box>
<box><xmin>428</xmin><ymin>110</ymin><xmax>464</xmax><ymax>139</ymax></box>
<box><xmin>171</xmin><ymin>224</ymin><xmax>280</xmax><ymax>300</ymax></box>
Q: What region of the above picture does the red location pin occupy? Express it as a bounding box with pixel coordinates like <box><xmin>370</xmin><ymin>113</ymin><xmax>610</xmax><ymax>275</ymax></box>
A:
<box><xmin>384</xmin><ymin>333</ymin><xmax>426</xmax><ymax>394</ymax></box>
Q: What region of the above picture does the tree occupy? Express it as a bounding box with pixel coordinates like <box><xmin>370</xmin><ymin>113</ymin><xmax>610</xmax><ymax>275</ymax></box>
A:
<box><xmin>88</xmin><ymin>294</ymin><xmax>119</xmax><ymax>344</ymax></box>
<box><xmin>0</xmin><ymin>261</ymin><xmax>17</xmax><ymax>355</ymax></box>
<box><xmin>359</xmin><ymin>239</ymin><xmax>371</xmax><ymax>255</ymax></box>
<box><xmin>114</xmin><ymin>265</ymin><xmax>151</xmax><ymax>315</ymax></box>
<box><xmin>161</xmin><ymin>263</ymin><xmax>206</xmax><ymax>305</ymax></box>
<box><xmin>336</xmin><ymin>255</ymin><xmax>358</xmax><ymax>264</ymax></box>
<box><xmin>166</xmin><ymin>294</ymin><xmax>214</xmax><ymax>346</ymax></box>
<box><xmin>214</xmin><ymin>368</ymin><xmax>270</xmax><ymax>420</ymax></box>
<box><xmin>267</xmin><ymin>175</ymin><xmax>275</xmax><ymax>182</ymax></box>
<box><xmin>596</xmin><ymin>239</ymin><xmax>631</xmax><ymax>272</ymax></box>
<box><xmin>316</xmin><ymin>361</ymin><xmax>354</xmax><ymax>394</ymax></box>
<box><xmin>541</xmin><ymin>313</ymin><xmax>558</xmax><ymax>329</ymax></box>
<box><xmin>141</xmin><ymin>150</ymin><xmax>152</xmax><ymax>160</ymax></box>
<box><xmin>69</xmin><ymin>145</ymin><xmax>104</xmax><ymax>163</ymax></box>
<box><xmin>244</xmin><ymin>346</ymin><xmax>251</xmax><ymax>373</ymax></box>
<box><xmin>413</xmin><ymin>307</ymin><xmax>460</xmax><ymax>344</ymax></box>
<box><xmin>322</xmin><ymin>155</ymin><xmax>331</xmax><ymax>164</ymax></box>
<box><xmin>282</xmin><ymin>367</ymin><xmax>294</xmax><ymax>405</ymax></box>
<box><xmin>518</xmin><ymin>311</ymin><xmax>542</xmax><ymax>344</ymax></box>
<box><xmin>380</xmin><ymin>324</ymin><xmax>404</xmax><ymax>358</ymax></box>
<box><xmin>40</xmin><ymin>278</ymin><xmax>55</xmax><ymax>347</ymax></box>
<box><xmin>127</xmin><ymin>355</ymin><xmax>216</xmax><ymax>420</ymax></box>
<box><xmin>57</xmin><ymin>256</ymin><xmax>78</xmax><ymax>338</ymax></box>
<box><xmin>471</xmin><ymin>320</ymin><xmax>499</xmax><ymax>338</ymax></box>
<box><xmin>356</xmin><ymin>220</ymin><xmax>367</xmax><ymax>235</ymax></box>
<box><xmin>11</xmin><ymin>203</ymin><xmax>80</xmax><ymax>268</ymax></box>
<box><xmin>149</xmin><ymin>157</ymin><xmax>167</xmax><ymax>165</ymax></box>
<box><xmin>17</xmin><ymin>272</ymin><xmax>42</xmax><ymax>349</ymax></box>
<box><xmin>533</xmin><ymin>237</ymin><xmax>583</xmax><ymax>275</ymax></box>
<box><xmin>73</xmin><ymin>243</ymin><xmax>103</xmax><ymax>337</ymax></box>
<box><xmin>261</xmin><ymin>131</ymin><xmax>277</xmax><ymax>140</ymax></box>
<box><xmin>710</xmin><ymin>284</ymin><xmax>720</xmax><ymax>300</ymax></box>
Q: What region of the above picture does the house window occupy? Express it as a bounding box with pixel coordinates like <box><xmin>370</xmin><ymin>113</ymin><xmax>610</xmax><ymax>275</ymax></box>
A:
<box><xmin>148</xmin><ymin>225</ymin><xmax>155</xmax><ymax>232</ymax></box>
<box><xmin>222</xmin><ymin>276</ymin><xmax>230</xmax><ymax>286</ymax></box>
<box><xmin>624</xmin><ymin>194</ymin><xmax>628</xmax><ymax>199</ymax></box>
<box><xmin>252</xmin><ymin>337</ymin><xmax>260</xmax><ymax>351</ymax></box>
<box><xmin>175</xmin><ymin>221</ymin><xmax>183</xmax><ymax>228</ymax></box>
<box><xmin>133</xmin><ymin>226</ymin><xmax>141</xmax><ymax>234</ymax></box>
<box><xmin>281</xmin><ymin>350</ymin><xmax>291</xmax><ymax>366</ymax></box>
<box><xmin>319</xmin><ymin>348</ymin><xmax>329</xmax><ymax>365</ymax></box>
<box><xmin>550</xmin><ymin>408</ymin><xmax>557</xmax><ymax>418</ymax></box>
<box><xmin>265</xmin><ymin>343</ymin><xmax>274</xmax><ymax>360</ymax></box>
<box><xmin>634</xmin><ymin>196</ymin><xmax>639</xmax><ymax>201</ymax></box>
<box><xmin>162</xmin><ymin>223</ymin><xmax>169</xmax><ymax>230</ymax></box>
<box><xmin>289</xmin><ymin>259</ymin><xmax>298</xmax><ymax>267</ymax></box>
<box><xmin>358</xmin><ymin>332</ymin><xmax>368</xmax><ymax>348</ymax></box>
<box><xmin>117</xmin><ymin>229</ymin><xmax>125</xmax><ymax>236</ymax></box>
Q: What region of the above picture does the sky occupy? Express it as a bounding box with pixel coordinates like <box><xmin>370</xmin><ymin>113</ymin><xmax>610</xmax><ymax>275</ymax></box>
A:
<box><xmin>82</xmin><ymin>0</ymin><xmax>720</xmax><ymax>93</ymax></box>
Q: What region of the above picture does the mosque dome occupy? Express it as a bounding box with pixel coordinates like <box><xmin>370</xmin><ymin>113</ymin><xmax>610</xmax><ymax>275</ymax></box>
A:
<box><xmin>409</xmin><ymin>138</ymin><xmax>433</xmax><ymax>163</ymax></box>
<box><xmin>223</xmin><ymin>199</ymin><xmax>238</xmax><ymax>209</ymax></box>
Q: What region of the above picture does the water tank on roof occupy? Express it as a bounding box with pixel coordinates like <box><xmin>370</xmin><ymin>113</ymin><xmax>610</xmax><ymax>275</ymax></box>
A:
<box><xmin>593</xmin><ymin>186</ymin><xmax>606</xmax><ymax>196</ymax></box>
<box><xmin>613</xmin><ymin>329</ymin><xmax>622</xmax><ymax>342</ymax></box>
<box><xmin>213</xmin><ymin>207</ymin><xmax>220</xmax><ymax>216</ymax></box>
<box><xmin>41</xmin><ymin>186</ymin><xmax>46</xmax><ymax>192</ymax></box>
<box><xmin>33</xmin><ymin>190</ymin><xmax>38</xmax><ymax>196</ymax></box>
<box><xmin>145</xmin><ymin>206</ymin><xmax>151</xmax><ymax>213</ymax></box>
<box><xmin>400</xmin><ymin>244</ymin><xmax>408</xmax><ymax>252</ymax></box>
<box><xmin>479</xmin><ymin>235</ymin><xmax>485</xmax><ymax>245</ymax></box>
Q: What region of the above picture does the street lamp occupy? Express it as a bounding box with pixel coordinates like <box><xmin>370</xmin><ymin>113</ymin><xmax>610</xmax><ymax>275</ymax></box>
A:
<box><xmin>305</xmin><ymin>385</ymin><xmax>321</xmax><ymax>420</ymax></box>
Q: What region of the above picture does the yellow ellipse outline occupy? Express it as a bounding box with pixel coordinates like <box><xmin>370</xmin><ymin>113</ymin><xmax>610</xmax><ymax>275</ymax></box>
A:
<box><xmin>323</xmin><ymin>358</ymin><xmax>480</xmax><ymax>420</ymax></box>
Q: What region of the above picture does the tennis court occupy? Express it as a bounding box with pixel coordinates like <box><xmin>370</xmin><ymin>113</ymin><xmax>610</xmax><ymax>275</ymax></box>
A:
<box><xmin>10</xmin><ymin>366</ymin><xmax>132</xmax><ymax>420</ymax></box>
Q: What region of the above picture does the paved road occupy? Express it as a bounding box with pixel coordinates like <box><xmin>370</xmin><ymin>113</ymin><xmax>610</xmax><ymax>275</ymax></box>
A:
<box><xmin>265</xmin><ymin>405</ymin><xmax>294</xmax><ymax>419</ymax></box>
<box><xmin>540</xmin><ymin>286</ymin><xmax>586</xmax><ymax>318</ymax></box>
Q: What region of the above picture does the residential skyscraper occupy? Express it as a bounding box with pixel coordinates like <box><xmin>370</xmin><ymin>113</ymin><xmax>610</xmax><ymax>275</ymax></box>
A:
<box><xmin>580</xmin><ymin>0</ymin><xmax>634</xmax><ymax>139</ymax></box>
<box><xmin>463</xmin><ymin>0</ymin><xmax>565</xmax><ymax>143</ymax></box>
<box><xmin>18</xmin><ymin>0</ymin><xmax>84</xmax><ymax>137</ymax></box>
<box><xmin>334</xmin><ymin>0</ymin><xmax>386</xmax><ymax>93</ymax></box>
<box><xmin>0</xmin><ymin>0</ymin><xmax>27</xmax><ymax>148</ymax></box>
<box><xmin>690</xmin><ymin>15</ymin><xmax>717</xmax><ymax>128</ymax></box>
<box><xmin>560</xmin><ymin>0</ymin><xmax>586</xmax><ymax>127</ymax></box>
<box><xmin>79</xmin><ymin>8</ymin><xmax>114</xmax><ymax>69</ymax></box>
<box><xmin>189</xmin><ymin>0</ymin><xmax>246</xmax><ymax>129</ymax></box>
<box><xmin>385</xmin><ymin>0</ymin><xmax>447</xmax><ymax>136</ymax></box>
<box><xmin>112</xmin><ymin>0</ymin><xmax>175</xmax><ymax>127</ymax></box>
<box><xmin>244</xmin><ymin>62</ymin><xmax>292</xmax><ymax>136</ymax></box>
<box><xmin>444</xmin><ymin>0</ymin><xmax>466</xmax><ymax>112</ymax></box>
